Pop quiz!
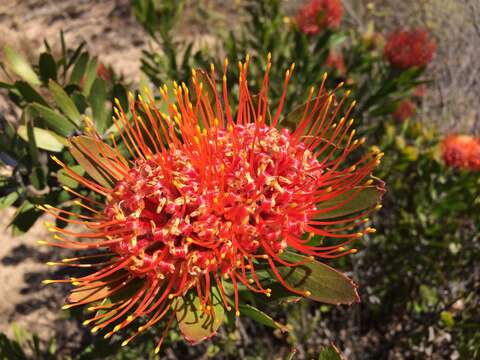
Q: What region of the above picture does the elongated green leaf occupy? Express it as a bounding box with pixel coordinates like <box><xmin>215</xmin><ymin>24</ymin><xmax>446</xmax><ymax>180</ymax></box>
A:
<box><xmin>9</xmin><ymin>201</ymin><xmax>42</xmax><ymax>236</ymax></box>
<box><xmin>17</xmin><ymin>125</ymin><xmax>65</xmax><ymax>152</ymax></box>
<box><xmin>70</xmin><ymin>52</ymin><xmax>89</xmax><ymax>85</ymax></box>
<box><xmin>3</xmin><ymin>45</ymin><xmax>40</xmax><ymax>86</ymax></box>
<box><xmin>57</xmin><ymin>165</ymin><xmax>84</xmax><ymax>188</ymax></box>
<box><xmin>48</xmin><ymin>80</ymin><xmax>81</xmax><ymax>125</ymax></box>
<box><xmin>275</xmin><ymin>251</ymin><xmax>359</xmax><ymax>305</ymax></box>
<box><xmin>314</xmin><ymin>183</ymin><xmax>385</xmax><ymax>220</ymax></box>
<box><xmin>176</xmin><ymin>287</ymin><xmax>225</xmax><ymax>344</ymax></box>
<box><xmin>83</xmin><ymin>57</ymin><xmax>98</xmax><ymax>96</ymax></box>
<box><xmin>89</xmin><ymin>78</ymin><xmax>108</xmax><ymax>133</ymax></box>
<box><xmin>38</xmin><ymin>53</ymin><xmax>57</xmax><ymax>83</ymax></box>
<box><xmin>318</xmin><ymin>345</ymin><xmax>342</xmax><ymax>360</ymax></box>
<box><xmin>238</xmin><ymin>304</ymin><xmax>288</xmax><ymax>332</ymax></box>
<box><xmin>29</xmin><ymin>103</ymin><xmax>76</xmax><ymax>136</ymax></box>
<box><xmin>0</xmin><ymin>192</ymin><xmax>19</xmax><ymax>209</ymax></box>
<box><xmin>14</xmin><ymin>81</ymin><xmax>48</xmax><ymax>106</ymax></box>
<box><xmin>25</xmin><ymin>117</ymin><xmax>40</xmax><ymax>165</ymax></box>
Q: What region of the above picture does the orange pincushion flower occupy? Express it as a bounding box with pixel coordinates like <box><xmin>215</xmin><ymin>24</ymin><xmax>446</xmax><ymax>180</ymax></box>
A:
<box><xmin>296</xmin><ymin>0</ymin><xmax>343</xmax><ymax>35</ymax></box>
<box><xmin>442</xmin><ymin>135</ymin><xmax>480</xmax><ymax>171</ymax></box>
<box><xmin>384</xmin><ymin>28</ymin><xmax>436</xmax><ymax>70</ymax></box>
<box><xmin>41</xmin><ymin>56</ymin><xmax>384</xmax><ymax>352</ymax></box>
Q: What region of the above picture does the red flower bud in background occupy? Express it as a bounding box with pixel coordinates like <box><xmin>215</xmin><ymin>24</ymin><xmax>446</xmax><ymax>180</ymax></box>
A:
<box><xmin>325</xmin><ymin>51</ymin><xmax>346</xmax><ymax>76</ymax></box>
<box><xmin>442</xmin><ymin>135</ymin><xmax>480</xmax><ymax>171</ymax></box>
<box><xmin>413</xmin><ymin>85</ymin><xmax>427</xmax><ymax>98</ymax></box>
<box><xmin>296</xmin><ymin>0</ymin><xmax>343</xmax><ymax>35</ymax></box>
<box><xmin>384</xmin><ymin>28</ymin><xmax>436</xmax><ymax>70</ymax></box>
<box><xmin>393</xmin><ymin>99</ymin><xmax>416</xmax><ymax>122</ymax></box>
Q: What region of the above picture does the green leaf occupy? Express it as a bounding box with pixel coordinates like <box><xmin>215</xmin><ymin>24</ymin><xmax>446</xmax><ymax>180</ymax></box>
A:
<box><xmin>70</xmin><ymin>52</ymin><xmax>89</xmax><ymax>85</ymax></box>
<box><xmin>57</xmin><ymin>165</ymin><xmax>85</xmax><ymax>188</ymax></box>
<box><xmin>48</xmin><ymin>80</ymin><xmax>81</xmax><ymax>125</ymax></box>
<box><xmin>440</xmin><ymin>310</ymin><xmax>454</xmax><ymax>329</ymax></box>
<box><xmin>83</xmin><ymin>57</ymin><xmax>98</xmax><ymax>96</ymax></box>
<box><xmin>38</xmin><ymin>52</ymin><xmax>57</xmax><ymax>83</ymax></box>
<box><xmin>0</xmin><ymin>332</ymin><xmax>27</xmax><ymax>358</ymax></box>
<box><xmin>17</xmin><ymin>125</ymin><xmax>65</xmax><ymax>152</ymax></box>
<box><xmin>0</xmin><ymin>192</ymin><xmax>19</xmax><ymax>209</ymax></box>
<box><xmin>419</xmin><ymin>284</ymin><xmax>437</xmax><ymax>306</ymax></box>
<box><xmin>314</xmin><ymin>183</ymin><xmax>385</xmax><ymax>220</ymax></box>
<box><xmin>3</xmin><ymin>45</ymin><xmax>41</xmax><ymax>86</ymax></box>
<box><xmin>29</xmin><ymin>166</ymin><xmax>47</xmax><ymax>190</ymax></box>
<box><xmin>318</xmin><ymin>345</ymin><xmax>342</xmax><ymax>360</ymax></box>
<box><xmin>9</xmin><ymin>201</ymin><xmax>42</xmax><ymax>236</ymax></box>
<box><xmin>24</xmin><ymin>117</ymin><xmax>40</xmax><ymax>165</ymax></box>
<box><xmin>89</xmin><ymin>78</ymin><xmax>108</xmax><ymax>133</ymax></box>
<box><xmin>14</xmin><ymin>81</ymin><xmax>48</xmax><ymax>106</ymax></box>
<box><xmin>275</xmin><ymin>251</ymin><xmax>359</xmax><ymax>305</ymax></box>
<box><xmin>29</xmin><ymin>103</ymin><xmax>76</xmax><ymax>136</ymax></box>
<box><xmin>176</xmin><ymin>286</ymin><xmax>225</xmax><ymax>344</ymax></box>
<box><xmin>113</xmin><ymin>84</ymin><xmax>129</xmax><ymax>112</ymax></box>
<box><xmin>238</xmin><ymin>304</ymin><xmax>288</xmax><ymax>332</ymax></box>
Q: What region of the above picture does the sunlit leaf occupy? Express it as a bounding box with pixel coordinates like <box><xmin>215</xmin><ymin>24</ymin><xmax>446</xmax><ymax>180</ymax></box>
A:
<box><xmin>17</xmin><ymin>125</ymin><xmax>65</xmax><ymax>152</ymax></box>
<box><xmin>314</xmin><ymin>182</ymin><xmax>385</xmax><ymax>220</ymax></box>
<box><xmin>0</xmin><ymin>192</ymin><xmax>19</xmax><ymax>209</ymax></box>
<box><xmin>28</xmin><ymin>103</ymin><xmax>77</xmax><ymax>136</ymax></box>
<box><xmin>48</xmin><ymin>80</ymin><xmax>81</xmax><ymax>125</ymax></box>
<box><xmin>57</xmin><ymin>165</ymin><xmax>85</xmax><ymax>188</ymax></box>
<box><xmin>83</xmin><ymin>57</ymin><xmax>98</xmax><ymax>96</ymax></box>
<box><xmin>176</xmin><ymin>286</ymin><xmax>225</xmax><ymax>344</ymax></box>
<box><xmin>89</xmin><ymin>78</ymin><xmax>108</xmax><ymax>133</ymax></box>
<box><xmin>3</xmin><ymin>45</ymin><xmax>41</xmax><ymax>86</ymax></box>
<box><xmin>275</xmin><ymin>251</ymin><xmax>359</xmax><ymax>305</ymax></box>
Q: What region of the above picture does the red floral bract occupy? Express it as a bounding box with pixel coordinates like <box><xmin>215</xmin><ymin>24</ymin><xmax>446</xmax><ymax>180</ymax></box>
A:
<box><xmin>42</xmin><ymin>56</ymin><xmax>383</xmax><ymax>353</ymax></box>
<box><xmin>325</xmin><ymin>51</ymin><xmax>346</xmax><ymax>76</ymax></box>
<box><xmin>384</xmin><ymin>28</ymin><xmax>436</xmax><ymax>69</ymax></box>
<box><xmin>393</xmin><ymin>99</ymin><xmax>416</xmax><ymax>122</ymax></box>
<box><xmin>296</xmin><ymin>0</ymin><xmax>343</xmax><ymax>35</ymax></box>
<box><xmin>442</xmin><ymin>134</ymin><xmax>480</xmax><ymax>171</ymax></box>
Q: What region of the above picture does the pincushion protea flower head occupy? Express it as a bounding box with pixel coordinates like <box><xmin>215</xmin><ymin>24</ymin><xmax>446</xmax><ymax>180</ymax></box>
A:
<box><xmin>384</xmin><ymin>28</ymin><xmax>436</xmax><ymax>70</ymax></box>
<box><xmin>296</xmin><ymin>0</ymin><xmax>343</xmax><ymax>35</ymax></box>
<box><xmin>40</xmin><ymin>54</ymin><xmax>384</xmax><ymax>353</ymax></box>
<box><xmin>442</xmin><ymin>134</ymin><xmax>480</xmax><ymax>171</ymax></box>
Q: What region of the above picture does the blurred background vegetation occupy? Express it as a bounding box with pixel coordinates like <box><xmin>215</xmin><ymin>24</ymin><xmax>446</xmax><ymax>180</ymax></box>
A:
<box><xmin>0</xmin><ymin>0</ymin><xmax>479</xmax><ymax>359</ymax></box>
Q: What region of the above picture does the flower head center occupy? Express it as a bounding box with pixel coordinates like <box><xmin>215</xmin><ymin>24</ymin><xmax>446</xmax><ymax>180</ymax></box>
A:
<box><xmin>104</xmin><ymin>124</ymin><xmax>321</xmax><ymax>282</ymax></box>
